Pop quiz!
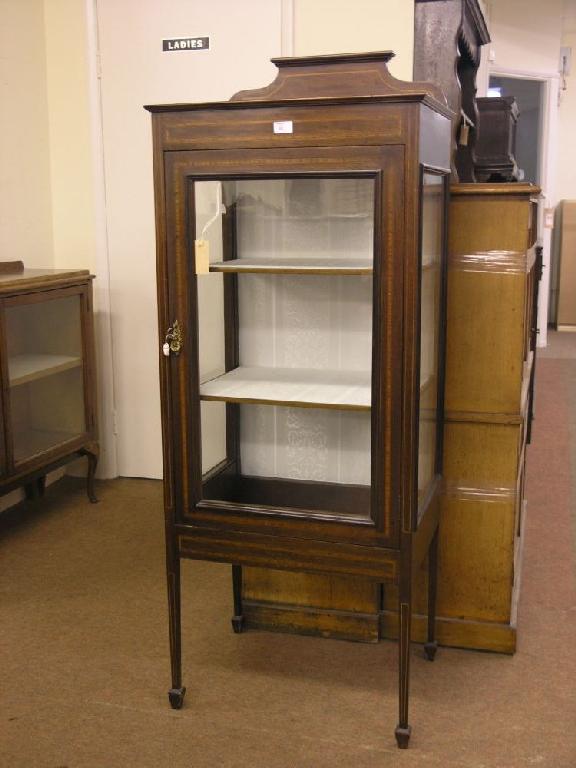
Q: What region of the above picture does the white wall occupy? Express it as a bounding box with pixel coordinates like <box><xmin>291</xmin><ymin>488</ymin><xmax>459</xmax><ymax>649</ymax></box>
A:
<box><xmin>94</xmin><ymin>0</ymin><xmax>417</xmax><ymax>479</ymax></box>
<box><xmin>0</xmin><ymin>0</ymin><xmax>53</xmax><ymax>268</ymax></box>
<box><xmin>0</xmin><ymin>0</ymin><xmax>418</xmax><ymax>484</ymax></box>
<box><xmin>557</xmin><ymin>3</ymin><xmax>576</xmax><ymax>201</ymax></box>
<box><xmin>96</xmin><ymin>0</ymin><xmax>284</xmax><ymax>478</ymax></box>
<box><xmin>44</xmin><ymin>0</ymin><xmax>98</xmax><ymax>271</ymax></box>
<box><xmin>293</xmin><ymin>0</ymin><xmax>414</xmax><ymax>79</ymax></box>
<box><xmin>486</xmin><ymin>0</ymin><xmax>565</xmax><ymax>347</ymax></box>
<box><xmin>487</xmin><ymin>0</ymin><xmax>564</xmax><ymax>74</ymax></box>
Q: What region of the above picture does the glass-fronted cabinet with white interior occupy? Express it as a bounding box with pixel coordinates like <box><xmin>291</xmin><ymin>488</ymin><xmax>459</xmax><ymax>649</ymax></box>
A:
<box><xmin>196</xmin><ymin>177</ymin><xmax>374</xmax><ymax>519</ymax></box>
<box><xmin>0</xmin><ymin>264</ymin><xmax>98</xmax><ymax>502</ymax></box>
<box><xmin>148</xmin><ymin>52</ymin><xmax>451</xmax><ymax>748</ymax></box>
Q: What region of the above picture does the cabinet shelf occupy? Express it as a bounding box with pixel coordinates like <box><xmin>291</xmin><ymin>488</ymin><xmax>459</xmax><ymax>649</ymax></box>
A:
<box><xmin>253</xmin><ymin>213</ymin><xmax>372</xmax><ymax>222</ymax></box>
<box><xmin>200</xmin><ymin>366</ymin><xmax>372</xmax><ymax>410</ymax></box>
<box><xmin>9</xmin><ymin>354</ymin><xmax>82</xmax><ymax>386</ymax></box>
<box><xmin>14</xmin><ymin>427</ymin><xmax>82</xmax><ymax>462</ymax></box>
<box><xmin>209</xmin><ymin>258</ymin><xmax>373</xmax><ymax>275</ymax></box>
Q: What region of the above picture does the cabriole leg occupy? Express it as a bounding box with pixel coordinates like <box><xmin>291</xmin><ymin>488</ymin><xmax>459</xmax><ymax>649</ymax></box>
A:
<box><xmin>79</xmin><ymin>443</ymin><xmax>99</xmax><ymax>504</ymax></box>
<box><xmin>24</xmin><ymin>475</ymin><xmax>45</xmax><ymax>501</ymax></box>
<box><xmin>424</xmin><ymin>529</ymin><xmax>439</xmax><ymax>662</ymax></box>
<box><xmin>231</xmin><ymin>564</ymin><xmax>245</xmax><ymax>633</ymax></box>
<box><xmin>167</xmin><ymin>541</ymin><xmax>186</xmax><ymax>709</ymax></box>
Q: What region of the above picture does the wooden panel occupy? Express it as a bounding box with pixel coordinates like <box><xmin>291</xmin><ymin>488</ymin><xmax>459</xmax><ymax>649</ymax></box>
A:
<box><xmin>178</xmin><ymin>528</ymin><xmax>399</xmax><ymax>581</ymax></box>
<box><xmin>443</xmin><ymin>420</ymin><xmax>523</xmax><ymax>490</ymax></box>
<box><xmin>444</xmin><ymin>265</ymin><xmax>526</xmax><ymax>414</ymax></box>
<box><xmin>450</xmin><ymin>190</ymin><xmax>533</xmax><ymax>254</ymax></box>
<box><xmin>380</xmin><ymin>611</ymin><xmax>516</xmax><ymax>654</ymax></box>
<box><xmin>155</xmin><ymin>103</ymin><xmax>409</xmax><ymax>152</ymax></box>
<box><xmin>243</xmin><ymin>601</ymin><xmax>379</xmax><ymax>643</ymax></box>
<box><xmin>243</xmin><ymin>567</ymin><xmax>378</xmax><ymax>612</ymax></box>
<box><xmin>384</xmin><ymin>492</ymin><xmax>517</xmax><ymax>623</ymax></box>
<box><xmin>437</xmin><ymin>494</ymin><xmax>516</xmax><ymax>622</ymax></box>
<box><xmin>242</xmin><ymin>568</ymin><xmax>380</xmax><ymax>644</ymax></box>
<box><xmin>0</xmin><ymin>268</ymin><xmax>91</xmax><ymax>294</ymax></box>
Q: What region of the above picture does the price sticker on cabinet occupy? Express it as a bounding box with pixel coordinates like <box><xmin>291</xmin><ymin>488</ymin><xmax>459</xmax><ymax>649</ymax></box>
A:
<box><xmin>273</xmin><ymin>120</ymin><xmax>293</xmax><ymax>134</ymax></box>
<box><xmin>195</xmin><ymin>239</ymin><xmax>210</xmax><ymax>274</ymax></box>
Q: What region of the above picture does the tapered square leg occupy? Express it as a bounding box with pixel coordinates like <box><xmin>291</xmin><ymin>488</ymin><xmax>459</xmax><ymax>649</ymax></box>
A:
<box><xmin>394</xmin><ymin>725</ymin><xmax>411</xmax><ymax>749</ymax></box>
<box><xmin>231</xmin><ymin>564</ymin><xmax>245</xmax><ymax>633</ymax></box>
<box><xmin>168</xmin><ymin>687</ymin><xmax>186</xmax><ymax>709</ymax></box>
<box><xmin>424</xmin><ymin>529</ymin><xmax>439</xmax><ymax>662</ymax></box>
<box><xmin>396</xmin><ymin>598</ymin><xmax>412</xmax><ymax>748</ymax></box>
<box><xmin>166</xmin><ymin>538</ymin><xmax>184</xmax><ymax>707</ymax></box>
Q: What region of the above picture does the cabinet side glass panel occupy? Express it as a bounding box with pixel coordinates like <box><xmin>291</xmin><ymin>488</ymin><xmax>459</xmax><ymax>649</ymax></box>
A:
<box><xmin>195</xmin><ymin>177</ymin><xmax>374</xmax><ymax>519</ymax></box>
<box><xmin>6</xmin><ymin>295</ymin><xmax>86</xmax><ymax>464</ymax></box>
<box><xmin>418</xmin><ymin>173</ymin><xmax>443</xmax><ymax>498</ymax></box>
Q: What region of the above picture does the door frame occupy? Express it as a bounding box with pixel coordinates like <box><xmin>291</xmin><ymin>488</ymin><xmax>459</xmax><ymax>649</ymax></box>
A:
<box><xmin>488</xmin><ymin>66</ymin><xmax>560</xmax><ymax>348</ymax></box>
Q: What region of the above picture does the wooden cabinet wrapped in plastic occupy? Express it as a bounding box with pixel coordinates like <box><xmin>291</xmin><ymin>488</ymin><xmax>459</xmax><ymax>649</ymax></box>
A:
<box><xmin>417</xmin><ymin>182</ymin><xmax>540</xmax><ymax>653</ymax></box>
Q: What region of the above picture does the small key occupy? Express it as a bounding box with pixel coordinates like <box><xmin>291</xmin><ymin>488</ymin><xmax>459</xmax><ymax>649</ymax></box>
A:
<box><xmin>163</xmin><ymin>342</ymin><xmax>170</xmax><ymax>357</ymax></box>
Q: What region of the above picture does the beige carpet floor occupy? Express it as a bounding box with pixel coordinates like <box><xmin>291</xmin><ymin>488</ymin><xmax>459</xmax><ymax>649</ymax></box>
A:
<box><xmin>1</xmin><ymin>333</ymin><xmax>575</xmax><ymax>767</ymax></box>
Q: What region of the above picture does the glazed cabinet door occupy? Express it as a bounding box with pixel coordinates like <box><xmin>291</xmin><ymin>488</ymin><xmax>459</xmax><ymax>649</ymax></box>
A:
<box><xmin>416</xmin><ymin>169</ymin><xmax>449</xmax><ymax>522</ymax></box>
<box><xmin>160</xmin><ymin>147</ymin><xmax>405</xmax><ymax>547</ymax></box>
<box><xmin>1</xmin><ymin>288</ymin><xmax>91</xmax><ymax>472</ymax></box>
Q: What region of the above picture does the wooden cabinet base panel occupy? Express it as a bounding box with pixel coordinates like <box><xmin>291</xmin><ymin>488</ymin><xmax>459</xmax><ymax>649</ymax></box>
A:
<box><xmin>379</xmin><ymin>611</ymin><xmax>516</xmax><ymax>654</ymax></box>
<box><xmin>243</xmin><ymin>600</ymin><xmax>380</xmax><ymax>643</ymax></box>
<box><xmin>242</xmin><ymin>601</ymin><xmax>517</xmax><ymax>653</ymax></box>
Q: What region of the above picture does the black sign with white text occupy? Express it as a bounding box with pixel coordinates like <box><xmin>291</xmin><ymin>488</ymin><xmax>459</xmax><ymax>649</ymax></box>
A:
<box><xmin>162</xmin><ymin>37</ymin><xmax>209</xmax><ymax>52</ymax></box>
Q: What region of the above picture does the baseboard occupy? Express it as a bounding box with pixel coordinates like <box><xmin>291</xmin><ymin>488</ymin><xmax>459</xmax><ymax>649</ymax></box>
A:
<box><xmin>0</xmin><ymin>468</ymin><xmax>65</xmax><ymax>514</ymax></box>
<box><xmin>379</xmin><ymin>611</ymin><xmax>516</xmax><ymax>654</ymax></box>
<box><xmin>243</xmin><ymin>600</ymin><xmax>380</xmax><ymax>643</ymax></box>
<box><xmin>243</xmin><ymin>599</ymin><xmax>518</xmax><ymax>653</ymax></box>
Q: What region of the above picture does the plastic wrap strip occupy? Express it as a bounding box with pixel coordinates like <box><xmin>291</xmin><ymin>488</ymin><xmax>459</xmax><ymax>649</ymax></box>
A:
<box><xmin>449</xmin><ymin>249</ymin><xmax>533</xmax><ymax>275</ymax></box>
<box><xmin>443</xmin><ymin>483</ymin><xmax>516</xmax><ymax>503</ymax></box>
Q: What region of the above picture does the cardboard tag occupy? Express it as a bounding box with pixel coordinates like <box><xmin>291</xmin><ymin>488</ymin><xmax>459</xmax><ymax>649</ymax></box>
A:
<box><xmin>459</xmin><ymin>122</ymin><xmax>470</xmax><ymax>146</ymax></box>
<box><xmin>195</xmin><ymin>239</ymin><xmax>209</xmax><ymax>274</ymax></box>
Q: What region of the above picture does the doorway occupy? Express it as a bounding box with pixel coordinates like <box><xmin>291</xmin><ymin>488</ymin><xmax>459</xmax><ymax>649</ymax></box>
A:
<box><xmin>487</xmin><ymin>76</ymin><xmax>544</xmax><ymax>185</ymax></box>
<box><xmin>486</xmin><ymin>70</ymin><xmax>559</xmax><ymax>347</ymax></box>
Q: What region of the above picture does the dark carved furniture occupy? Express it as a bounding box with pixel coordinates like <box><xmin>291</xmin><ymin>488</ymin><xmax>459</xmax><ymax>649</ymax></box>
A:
<box><xmin>474</xmin><ymin>96</ymin><xmax>520</xmax><ymax>181</ymax></box>
<box><xmin>146</xmin><ymin>51</ymin><xmax>451</xmax><ymax>748</ymax></box>
<box><xmin>0</xmin><ymin>262</ymin><xmax>98</xmax><ymax>504</ymax></box>
<box><xmin>414</xmin><ymin>0</ymin><xmax>490</xmax><ymax>181</ymax></box>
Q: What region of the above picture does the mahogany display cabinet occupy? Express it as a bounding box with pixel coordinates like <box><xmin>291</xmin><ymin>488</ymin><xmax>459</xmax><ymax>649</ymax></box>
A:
<box><xmin>0</xmin><ymin>262</ymin><xmax>98</xmax><ymax>504</ymax></box>
<box><xmin>146</xmin><ymin>51</ymin><xmax>452</xmax><ymax>748</ymax></box>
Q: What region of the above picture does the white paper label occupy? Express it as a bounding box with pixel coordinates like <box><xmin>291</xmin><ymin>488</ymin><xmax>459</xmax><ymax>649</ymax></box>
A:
<box><xmin>273</xmin><ymin>120</ymin><xmax>293</xmax><ymax>134</ymax></box>
<box><xmin>195</xmin><ymin>239</ymin><xmax>210</xmax><ymax>274</ymax></box>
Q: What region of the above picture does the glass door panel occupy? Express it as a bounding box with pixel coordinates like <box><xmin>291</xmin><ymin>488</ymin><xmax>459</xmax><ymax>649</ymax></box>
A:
<box><xmin>6</xmin><ymin>295</ymin><xmax>86</xmax><ymax>464</ymax></box>
<box><xmin>418</xmin><ymin>172</ymin><xmax>444</xmax><ymax>498</ymax></box>
<box><xmin>195</xmin><ymin>177</ymin><xmax>375</xmax><ymax>519</ymax></box>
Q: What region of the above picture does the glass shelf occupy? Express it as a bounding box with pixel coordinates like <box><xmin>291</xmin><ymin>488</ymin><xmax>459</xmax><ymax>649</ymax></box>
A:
<box><xmin>200</xmin><ymin>366</ymin><xmax>372</xmax><ymax>410</ymax></box>
<box><xmin>6</xmin><ymin>294</ymin><xmax>86</xmax><ymax>465</ymax></box>
<box><xmin>13</xmin><ymin>428</ymin><xmax>80</xmax><ymax>461</ymax></box>
<box><xmin>8</xmin><ymin>353</ymin><xmax>82</xmax><ymax>387</ymax></box>
<box><xmin>209</xmin><ymin>257</ymin><xmax>373</xmax><ymax>275</ymax></box>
